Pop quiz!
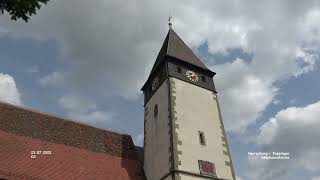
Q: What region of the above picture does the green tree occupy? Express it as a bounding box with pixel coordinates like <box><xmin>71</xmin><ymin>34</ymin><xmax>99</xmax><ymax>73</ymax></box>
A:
<box><xmin>0</xmin><ymin>0</ymin><xmax>49</xmax><ymax>22</ymax></box>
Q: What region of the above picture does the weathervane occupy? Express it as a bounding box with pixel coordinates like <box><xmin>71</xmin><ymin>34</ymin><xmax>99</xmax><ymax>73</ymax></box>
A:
<box><xmin>168</xmin><ymin>12</ymin><xmax>173</xmax><ymax>29</ymax></box>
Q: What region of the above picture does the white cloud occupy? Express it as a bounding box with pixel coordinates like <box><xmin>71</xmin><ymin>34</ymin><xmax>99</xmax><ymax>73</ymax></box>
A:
<box><xmin>133</xmin><ymin>133</ymin><xmax>144</xmax><ymax>146</ymax></box>
<box><xmin>39</xmin><ymin>71</ymin><xmax>65</xmax><ymax>87</ymax></box>
<box><xmin>312</xmin><ymin>176</ymin><xmax>320</xmax><ymax>180</ymax></box>
<box><xmin>0</xmin><ymin>0</ymin><xmax>169</xmax><ymax>98</ymax></box>
<box><xmin>256</xmin><ymin>118</ymin><xmax>278</xmax><ymax>145</ymax></box>
<box><xmin>172</xmin><ymin>3</ymin><xmax>320</xmax><ymax>135</ymax></box>
<box><xmin>172</xmin><ymin>7</ymin><xmax>261</xmax><ymax>54</ymax></box>
<box><xmin>272</xmin><ymin>98</ymin><xmax>281</xmax><ymax>105</ymax></box>
<box><xmin>214</xmin><ymin>59</ymin><xmax>277</xmax><ymax>132</ymax></box>
<box><xmin>248</xmin><ymin>101</ymin><xmax>320</xmax><ymax>179</ymax></box>
<box><xmin>0</xmin><ymin>1</ymin><xmax>319</xmax><ymax>133</ymax></box>
<box><xmin>289</xmin><ymin>98</ymin><xmax>297</xmax><ymax>105</ymax></box>
<box><xmin>59</xmin><ymin>95</ymin><xmax>96</xmax><ymax>112</ymax></box>
<box><xmin>0</xmin><ymin>0</ymin><xmax>317</xmax><ymax>100</ymax></box>
<box><xmin>298</xmin><ymin>9</ymin><xmax>320</xmax><ymax>51</ymax></box>
<box><xmin>236</xmin><ymin>176</ymin><xmax>243</xmax><ymax>180</ymax></box>
<box><xmin>0</xmin><ymin>0</ymin><xmax>319</xmax><ymax>159</ymax></box>
<box><xmin>295</xmin><ymin>47</ymin><xmax>318</xmax><ymax>76</ymax></box>
<box><xmin>58</xmin><ymin>95</ymin><xmax>114</xmax><ymax>124</ymax></box>
<box><xmin>258</xmin><ymin>101</ymin><xmax>320</xmax><ymax>146</ymax></box>
<box><xmin>26</xmin><ymin>65</ymin><xmax>39</xmax><ymax>73</ymax></box>
<box><xmin>69</xmin><ymin>111</ymin><xmax>113</xmax><ymax>124</ymax></box>
<box><xmin>212</xmin><ymin>7</ymin><xmax>320</xmax><ymax>133</ymax></box>
<box><xmin>0</xmin><ymin>73</ymin><xmax>22</xmax><ymax>105</ymax></box>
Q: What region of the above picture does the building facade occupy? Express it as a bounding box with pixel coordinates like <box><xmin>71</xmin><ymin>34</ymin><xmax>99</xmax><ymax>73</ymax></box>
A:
<box><xmin>142</xmin><ymin>29</ymin><xmax>236</xmax><ymax>180</ymax></box>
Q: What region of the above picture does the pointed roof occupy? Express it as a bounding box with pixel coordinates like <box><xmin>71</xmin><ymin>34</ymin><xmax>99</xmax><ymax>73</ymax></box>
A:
<box><xmin>150</xmin><ymin>29</ymin><xmax>210</xmax><ymax>74</ymax></box>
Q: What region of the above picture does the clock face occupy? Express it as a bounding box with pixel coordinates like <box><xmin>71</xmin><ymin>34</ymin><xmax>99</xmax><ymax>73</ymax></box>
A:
<box><xmin>186</xmin><ymin>70</ymin><xmax>199</xmax><ymax>82</ymax></box>
<box><xmin>152</xmin><ymin>77</ymin><xmax>159</xmax><ymax>91</ymax></box>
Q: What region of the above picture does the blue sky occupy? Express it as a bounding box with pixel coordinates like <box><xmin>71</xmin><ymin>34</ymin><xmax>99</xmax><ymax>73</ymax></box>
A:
<box><xmin>0</xmin><ymin>36</ymin><xmax>145</xmax><ymax>139</ymax></box>
<box><xmin>1</xmin><ymin>0</ymin><xmax>320</xmax><ymax>180</ymax></box>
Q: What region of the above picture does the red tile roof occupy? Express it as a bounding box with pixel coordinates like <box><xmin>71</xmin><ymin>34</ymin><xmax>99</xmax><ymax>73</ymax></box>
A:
<box><xmin>0</xmin><ymin>101</ymin><xmax>145</xmax><ymax>180</ymax></box>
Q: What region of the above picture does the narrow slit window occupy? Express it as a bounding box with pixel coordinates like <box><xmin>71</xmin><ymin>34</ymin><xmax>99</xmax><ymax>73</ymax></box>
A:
<box><xmin>154</xmin><ymin>104</ymin><xmax>158</xmax><ymax>119</ymax></box>
<box><xmin>201</xmin><ymin>76</ymin><xmax>206</xmax><ymax>82</ymax></box>
<box><xmin>199</xmin><ymin>131</ymin><xmax>206</xmax><ymax>145</ymax></box>
<box><xmin>177</xmin><ymin>67</ymin><xmax>182</xmax><ymax>74</ymax></box>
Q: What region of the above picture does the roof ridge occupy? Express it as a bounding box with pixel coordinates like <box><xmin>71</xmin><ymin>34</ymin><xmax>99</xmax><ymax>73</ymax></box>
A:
<box><xmin>0</xmin><ymin>101</ymin><xmax>129</xmax><ymax>137</ymax></box>
<box><xmin>167</xmin><ymin>29</ymin><xmax>209</xmax><ymax>70</ymax></box>
<box><xmin>166</xmin><ymin>28</ymin><xmax>171</xmax><ymax>55</ymax></box>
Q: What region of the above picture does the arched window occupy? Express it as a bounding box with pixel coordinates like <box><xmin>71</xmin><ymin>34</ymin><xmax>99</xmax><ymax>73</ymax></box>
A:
<box><xmin>154</xmin><ymin>104</ymin><xmax>158</xmax><ymax>119</ymax></box>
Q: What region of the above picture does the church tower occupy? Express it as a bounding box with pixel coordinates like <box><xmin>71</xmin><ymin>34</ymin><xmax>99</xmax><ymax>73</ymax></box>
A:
<box><xmin>141</xmin><ymin>28</ymin><xmax>236</xmax><ymax>180</ymax></box>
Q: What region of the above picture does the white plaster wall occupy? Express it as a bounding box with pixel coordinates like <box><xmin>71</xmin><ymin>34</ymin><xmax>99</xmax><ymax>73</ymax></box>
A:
<box><xmin>171</xmin><ymin>77</ymin><xmax>234</xmax><ymax>180</ymax></box>
<box><xmin>144</xmin><ymin>79</ymin><xmax>171</xmax><ymax>180</ymax></box>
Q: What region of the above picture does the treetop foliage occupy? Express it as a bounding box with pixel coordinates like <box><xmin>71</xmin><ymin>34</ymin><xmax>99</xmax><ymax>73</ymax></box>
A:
<box><xmin>0</xmin><ymin>0</ymin><xmax>49</xmax><ymax>22</ymax></box>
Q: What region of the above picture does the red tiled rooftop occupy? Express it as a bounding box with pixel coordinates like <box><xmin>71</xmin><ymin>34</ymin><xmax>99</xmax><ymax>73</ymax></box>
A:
<box><xmin>0</xmin><ymin>101</ymin><xmax>145</xmax><ymax>180</ymax></box>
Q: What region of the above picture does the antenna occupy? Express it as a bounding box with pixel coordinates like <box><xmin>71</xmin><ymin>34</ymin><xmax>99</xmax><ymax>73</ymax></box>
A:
<box><xmin>168</xmin><ymin>12</ymin><xmax>173</xmax><ymax>29</ymax></box>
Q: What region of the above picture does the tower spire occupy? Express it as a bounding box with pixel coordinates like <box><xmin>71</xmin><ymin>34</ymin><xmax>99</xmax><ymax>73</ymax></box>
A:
<box><xmin>168</xmin><ymin>13</ymin><xmax>173</xmax><ymax>29</ymax></box>
<box><xmin>142</xmin><ymin>23</ymin><xmax>235</xmax><ymax>180</ymax></box>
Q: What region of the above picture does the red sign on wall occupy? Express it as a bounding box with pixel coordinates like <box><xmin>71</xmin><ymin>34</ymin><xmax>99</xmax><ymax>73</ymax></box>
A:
<box><xmin>198</xmin><ymin>160</ymin><xmax>216</xmax><ymax>177</ymax></box>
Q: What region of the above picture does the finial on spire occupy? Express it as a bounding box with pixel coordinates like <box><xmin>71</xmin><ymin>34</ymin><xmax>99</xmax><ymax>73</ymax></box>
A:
<box><xmin>168</xmin><ymin>12</ymin><xmax>173</xmax><ymax>29</ymax></box>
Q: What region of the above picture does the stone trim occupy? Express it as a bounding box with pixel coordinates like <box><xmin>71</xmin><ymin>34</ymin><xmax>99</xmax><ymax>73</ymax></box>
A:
<box><xmin>169</xmin><ymin>78</ymin><xmax>183</xmax><ymax>171</ymax></box>
<box><xmin>214</xmin><ymin>94</ymin><xmax>237</xmax><ymax>180</ymax></box>
<box><xmin>167</xmin><ymin>73</ymin><xmax>175</xmax><ymax>180</ymax></box>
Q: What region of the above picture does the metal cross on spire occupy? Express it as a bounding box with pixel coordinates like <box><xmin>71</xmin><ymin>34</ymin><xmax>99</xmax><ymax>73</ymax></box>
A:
<box><xmin>168</xmin><ymin>13</ymin><xmax>173</xmax><ymax>29</ymax></box>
